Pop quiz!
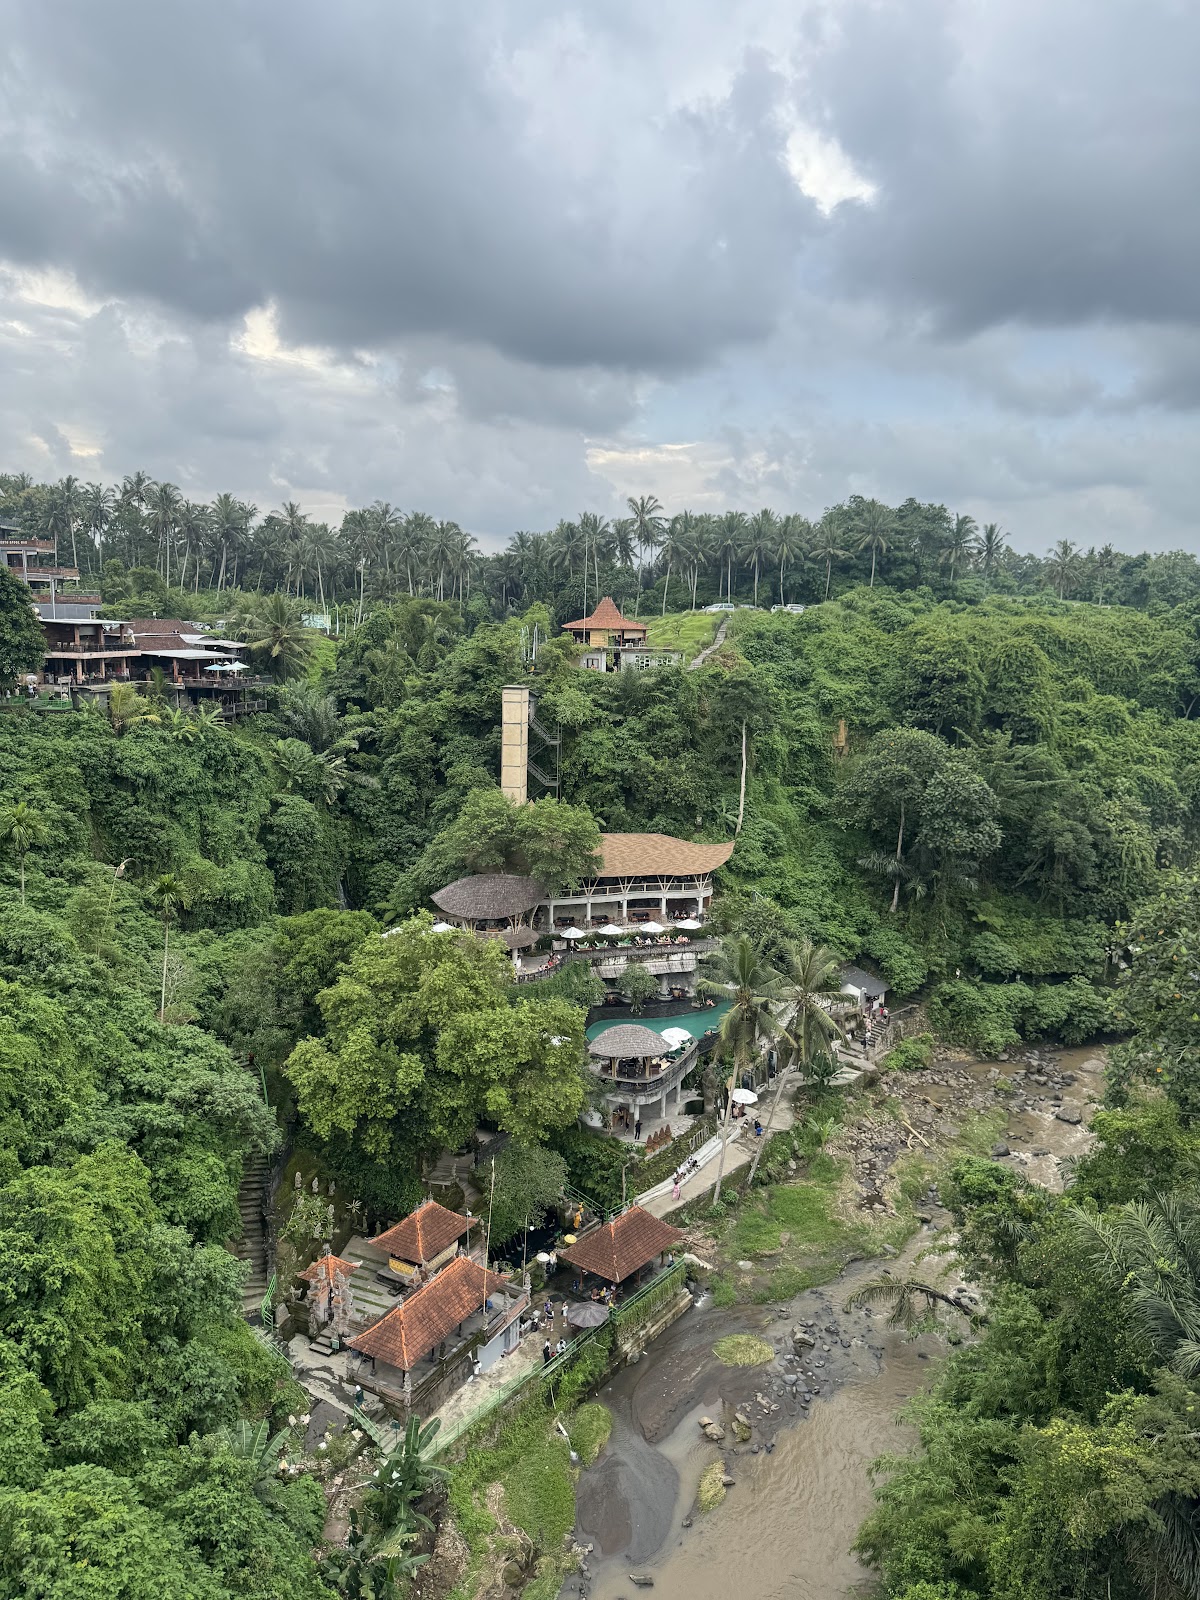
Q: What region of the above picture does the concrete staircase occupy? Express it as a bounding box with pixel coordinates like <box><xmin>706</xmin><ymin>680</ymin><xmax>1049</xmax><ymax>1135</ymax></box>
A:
<box><xmin>233</xmin><ymin>1151</ymin><xmax>270</xmax><ymax>1317</ymax></box>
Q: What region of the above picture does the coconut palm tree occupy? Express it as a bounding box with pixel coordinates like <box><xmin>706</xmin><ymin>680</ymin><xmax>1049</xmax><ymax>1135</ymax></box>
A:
<box><xmin>106</xmin><ymin>682</ymin><xmax>160</xmax><ymax>736</ymax></box>
<box><xmin>611</xmin><ymin>516</ymin><xmax>637</xmax><ymax>570</ymax></box>
<box><xmin>1074</xmin><ymin>1191</ymin><xmax>1200</xmax><ymax>1378</ymax></box>
<box><xmin>243</xmin><ymin>594</ymin><xmax>316</xmax><ymax>682</ymax></box>
<box><xmin>46</xmin><ymin>476</ymin><xmax>84</xmax><ymax>572</ymax></box>
<box><xmin>149</xmin><ymin>872</ymin><xmax>192</xmax><ymax>1022</ymax></box>
<box><xmin>147</xmin><ymin>481</ymin><xmax>182</xmax><ymax>585</ymax></box>
<box><xmin>746</xmin><ymin>939</ymin><xmax>846</xmax><ymax>1182</ymax></box>
<box><xmin>744</xmin><ymin>509</ymin><xmax>777</xmax><ymax>608</ymax></box>
<box><xmin>716</xmin><ymin>511</ymin><xmax>747</xmax><ymax>602</ymax></box>
<box><xmin>83</xmin><ymin>482</ymin><xmax>116</xmax><ymax>574</ymax></box>
<box><xmin>811</xmin><ymin>512</ymin><xmax>848</xmax><ymax>600</ymax></box>
<box><xmin>659</xmin><ymin>512</ymin><xmax>693</xmax><ymax>615</ymax></box>
<box><xmin>402</xmin><ymin>512</ymin><xmax>436</xmax><ymax>597</ymax></box>
<box><xmin>1093</xmin><ymin>543</ymin><xmax>1120</xmax><ymax>606</ymax></box>
<box><xmin>773</xmin><ymin>514</ymin><xmax>809</xmax><ymax>606</ymax></box>
<box><xmin>853</xmin><ymin>500</ymin><xmax>893</xmax><ymax>588</ymax></box>
<box><xmin>979</xmin><ymin>522</ymin><xmax>1006</xmax><ymax>584</ymax></box>
<box><xmin>698</xmin><ymin>935</ymin><xmax>785</xmax><ymax>1202</ymax></box>
<box><xmin>941</xmin><ymin>513</ymin><xmax>978</xmax><ymax>585</ymax></box>
<box><xmin>1048</xmin><ymin>538</ymin><xmax>1081</xmax><ymax>600</ymax></box>
<box><xmin>686</xmin><ymin>514</ymin><xmax>717</xmax><ymax>610</ymax></box>
<box><xmin>0</xmin><ymin>800</ymin><xmax>50</xmax><ymax>906</ymax></box>
<box><xmin>626</xmin><ymin>494</ymin><xmax>665</xmax><ymax>601</ymax></box>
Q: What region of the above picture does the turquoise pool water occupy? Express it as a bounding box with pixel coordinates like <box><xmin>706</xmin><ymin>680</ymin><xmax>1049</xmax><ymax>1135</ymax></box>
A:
<box><xmin>585</xmin><ymin>999</ymin><xmax>730</xmax><ymax>1043</ymax></box>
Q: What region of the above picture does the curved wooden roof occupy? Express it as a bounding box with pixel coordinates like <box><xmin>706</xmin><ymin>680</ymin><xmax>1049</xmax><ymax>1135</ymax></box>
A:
<box><xmin>561</xmin><ymin>596</ymin><xmax>645</xmax><ymax>632</ymax></box>
<box><xmin>371</xmin><ymin>1199</ymin><xmax>472</xmax><ymax>1265</ymax></box>
<box><xmin>598</xmin><ymin>834</ymin><xmax>734</xmax><ymax>877</ymax></box>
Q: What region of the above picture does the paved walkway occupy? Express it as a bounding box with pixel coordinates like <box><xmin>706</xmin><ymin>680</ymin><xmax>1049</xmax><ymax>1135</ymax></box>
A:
<box><xmin>642</xmin><ymin>1085</ymin><xmax>800</xmax><ymax>1217</ymax></box>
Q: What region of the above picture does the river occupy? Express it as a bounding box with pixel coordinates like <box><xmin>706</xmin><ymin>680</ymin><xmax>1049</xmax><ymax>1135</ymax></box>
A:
<box><xmin>568</xmin><ymin>1046</ymin><xmax>1106</xmax><ymax>1600</ymax></box>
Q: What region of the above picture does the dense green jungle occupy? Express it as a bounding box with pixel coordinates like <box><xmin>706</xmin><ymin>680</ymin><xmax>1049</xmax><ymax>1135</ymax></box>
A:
<box><xmin>3</xmin><ymin>474</ymin><xmax>1200</xmax><ymax>1598</ymax></box>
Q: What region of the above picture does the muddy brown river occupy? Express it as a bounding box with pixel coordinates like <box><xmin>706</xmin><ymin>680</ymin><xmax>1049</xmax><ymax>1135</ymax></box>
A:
<box><xmin>569</xmin><ymin>1047</ymin><xmax>1106</xmax><ymax>1600</ymax></box>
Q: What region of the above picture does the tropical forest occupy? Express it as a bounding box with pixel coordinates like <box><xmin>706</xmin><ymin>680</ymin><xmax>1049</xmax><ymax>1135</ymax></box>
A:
<box><xmin>2</xmin><ymin>470</ymin><xmax>1200</xmax><ymax>1600</ymax></box>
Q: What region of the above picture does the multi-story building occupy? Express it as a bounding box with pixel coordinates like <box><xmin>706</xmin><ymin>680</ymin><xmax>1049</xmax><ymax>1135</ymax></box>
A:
<box><xmin>561</xmin><ymin>596</ymin><xmax>681</xmax><ymax>671</ymax></box>
<box><xmin>2</xmin><ymin>518</ymin><xmax>95</xmax><ymax>609</ymax></box>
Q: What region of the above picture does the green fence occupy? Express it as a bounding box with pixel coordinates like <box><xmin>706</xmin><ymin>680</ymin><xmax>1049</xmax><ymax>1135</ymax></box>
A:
<box><xmin>612</xmin><ymin>1259</ymin><xmax>687</xmax><ymax>1331</ymax></box>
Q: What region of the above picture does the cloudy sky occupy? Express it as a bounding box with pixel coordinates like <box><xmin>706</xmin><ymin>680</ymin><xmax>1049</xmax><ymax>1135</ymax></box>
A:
<box><xmin>1</xmin><ymin>0</ymin><xmax>1197</xmax><ymax>551</ymax></box>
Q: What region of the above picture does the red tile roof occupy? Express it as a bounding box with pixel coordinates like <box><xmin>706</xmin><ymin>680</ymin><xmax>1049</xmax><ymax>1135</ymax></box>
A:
<box><xmin>560</xmin><ymin>1206</ymin><xmax>683</xmax><ymax>1284</ymax></box>
<box><xmin>371</xmin><ymin>1199</ymin><xmax>472</xmax><ymax>1265</ymax></box>
<box><xmin>349</xmin><ymin>1255</ymin><xmax>510</xmax><ymax>1370</ymax></box>
<box><xmin>561</xmin><ymin>596</ymin><xmax>647</xmax><ymax>634</ymax></box>
<box><xmin>298</xmin><ymin>1252</ymin><xmax>360</xmax><ymax>1285</ymax></box>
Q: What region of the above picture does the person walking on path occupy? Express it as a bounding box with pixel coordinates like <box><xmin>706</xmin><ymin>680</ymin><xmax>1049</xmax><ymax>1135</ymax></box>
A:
<box><xmin>543</xmin><ymin>1338</ymin><xmax>552</xmax><ymax>1365</ymax></box>
<box><xmin>671</xmin><ymin>1177</ymin><xmax>681</xmax><ymax>1202</ymax></box>
<box><xmin>635</xmin><ymin>1117</ymin><xmax>642</xmax><ymax>1141</ymax></box>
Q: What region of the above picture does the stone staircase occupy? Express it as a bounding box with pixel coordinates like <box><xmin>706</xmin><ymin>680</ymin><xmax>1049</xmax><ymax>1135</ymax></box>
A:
<box><xmin>233</xmin><ymin>1150</ymin><xmax>270</xmax><ymax>1318</ymax></box>
<box><xmin>342</xmin><ymin>1234</ymin><xmax>405</xmax><ymax>1329</ymax></box>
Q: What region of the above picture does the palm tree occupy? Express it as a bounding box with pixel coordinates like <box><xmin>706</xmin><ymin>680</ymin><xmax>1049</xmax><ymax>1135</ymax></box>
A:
<box><xmin>812</xmin><ymin>512</ymin><xmax>848</xmax><ymax>600</ymax></box>
<box><xmin>772</xmin><ymin>514</ymin><xmax>809</xmax><ymax>606</ymax></box>
<box><xmin>83</xmin><ymin>482</ymin><xmax>116</xmax><ymax>574</ymax></box>
<box><xmin>979</xmin><ymin>522</ymin><xmax>1006</xmax><ymax>583</ymax></box>
<box><xmin>46</xmin><ymin>476</ymin><xmax>84</xmax><ymax>572</ymax></box>
<box><xmin>402</xmin><ymin>512</ymin><xmax>436</xmax><ymax>598</ymax></box>
<box><xmin>1093</xmin><ymin>543</ymin><xmax>1120</xmax><ymax>605</ymax></box>
<box><xmin>1074</xmin><ymin>1192</ymin><xmax>1200</xmax><ymax>1378</ymax></box>
<box><xmin>106</xmin><ymin>682</ymin><xmax>160</xmax><ymax>736</ymax></box>
<box><xmin>686</xmin><ymin>514</ymin><xmax>717</xmax><ymax>610</ymax></box>
<box><xmin>626</xmin><ymin>494</ymin><xmax>665</xmax><ymax>604</ymax></box>
<box><xmin>244</xmin><ymin>594</ymin><xmax>315</xmax><ymax>682</ymax></box>
<box><xmin>659</xmin><ymin>512</ymin><xmax>693</xmax><ymax>615</ymax></box>
<box><xmin>853</xmin><ymin>500</ymin><xmax>893</xmax><ymax>587</ymax></box>
<box><xmin>147</xmin><ymin>481</ymin><xmax>182</xmax><ymax>585</ymax></box>
<box><xmin>717</xmin><ymin>511</ymin><xmax>747</xmax><ymax>602</ymax></box>
<box><xmin>1048</xmin><ymin>538</ymin><xmax>1081</xmax><ymax>600</ymax></box>
<box><xmin>176</xmin><ymin>500</ymin><xmax>210</xmax><ymax>591</ymax></box>
<box><xmin>149</xmin><ymin>872</ymin><xmax>192</xmax><ymax>1023</ymax></box>
<box><xmin>942</xmin><ymin>513</ymin><xmax>978</xmax><ymax>584</ymax></box>
<box><xmin>209</xmin><ymin>493</ymin><xmax>245</xmax><ymax>590</ymax></box>
<box><xmin>611</xmin><ymin>517</ymin><xmax>637</xmax><ymax>570</ymax></box>
<box><xmin>0</xmin><ymin>800</ymin><xmax>50</xmax><ymax>905</ymax></box>
<box><xmin>163</xmin><ymin>707</ymin><xmax>198</xmax><ymax>742</ymax></box>
<box><xmin>747</xmin><ymin>939</ymin><xmax>845</xmax><ymax>1183</ymax></box>
<box><xmin>744</xmin><ymin>509</ymin><xmax>777</xmax><ymax>607</ymax></box>
<box><xmin>698</xmin><ymin>935</ymin><xmax>785</xmax><ymax>1202</ymax></box>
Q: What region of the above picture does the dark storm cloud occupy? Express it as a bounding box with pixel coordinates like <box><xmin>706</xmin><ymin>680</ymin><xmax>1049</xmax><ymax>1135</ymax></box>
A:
<box><xmin>0</xmin><ymin>0</ymin><xmax>814</xmax><ymax>371</ymax></box>
<box><xmin>819</xmin><ymin>0</ymin><xmax>1200</xmax><ymax>335</ymax></box>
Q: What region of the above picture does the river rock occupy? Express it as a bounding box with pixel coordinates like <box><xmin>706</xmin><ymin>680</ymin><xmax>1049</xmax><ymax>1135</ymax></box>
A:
<box><xmin>1055</xmin><ymin>1105</ymin><xmax>1083</xmax><ymax>1124</ymax></box>
<box><xmin>737</xmin><ymin>1260</ymin><xmax>754</xmax><ymax>1271</ymax></box>
<box><xmin>792</xmin><ymin>1328</ymin><xmax>816</xmax><ymax>1350</ymax></box>
<box><xmin>702</xmin><ymin>1421</ymin><xmax>726</xmax><ymax>1442</ymax></box>
<box><xmin>991</xmin><ymin>1142</ymin><xmax>1010</xmax><ymax>1157</ymax></box>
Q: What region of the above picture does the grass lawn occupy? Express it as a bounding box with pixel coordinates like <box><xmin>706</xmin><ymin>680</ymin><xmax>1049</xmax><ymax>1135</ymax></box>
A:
<box><xmin>643</xmin><ymin>610</ymin><xmax>720</xmax><ymax>660</ymax></box>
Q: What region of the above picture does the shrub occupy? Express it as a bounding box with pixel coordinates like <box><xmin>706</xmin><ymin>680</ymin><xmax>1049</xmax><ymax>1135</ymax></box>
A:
<box><xmin>568</xmin><ymin>1403</ymin><xmax>612</xmax><ymax>1465</ymax></box>
<box><xmin>883</xmin><ymin>1033</ymin><xmax>935</xmax><ymax>1073</ymax></box>
<box><xmin>863</xmin><ymin>927</ymin><xmax>929</xmax><ymax>995</ymax></box>
<box><xmin>713</xmin><ymin>1334</ymin><xmax>774</xmax><ymax>1366</ymax></box>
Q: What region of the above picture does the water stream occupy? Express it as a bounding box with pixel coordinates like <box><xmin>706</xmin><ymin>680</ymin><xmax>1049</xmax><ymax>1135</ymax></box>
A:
<box><xmin>569</xmin><ymin>1046</ymin><xmax>1106</xmax><ymax>1600</ymax></box>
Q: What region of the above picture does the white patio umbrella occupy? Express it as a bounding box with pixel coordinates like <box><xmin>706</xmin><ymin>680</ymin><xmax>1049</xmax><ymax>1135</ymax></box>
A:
<box><xmin>640</xmin><ymin>920</ymin><xmax>665</xmax><ymax>934</ymax></box>
<box><xmin>660</xmin><ymin>1027</ymin><xmax>692</xmax><ymax>1050</ymax></box>
<box><xmin>677</xmin><ymin>917</ymin><xmax>703</xmax><ymax>930</ymax></box>
<box><xmin>598</xmin><ymin>923</ymin><xmax>625</xmax><ymax>936</ymax></box>
<box><xmin>731</xmin><ymin>1087</ymin><xmax>759</xmax><ymax>1105</ymax></box>
<box><xmin>430</xmin><ymin>920</ymin><xmax>454</xmax><ymax>933</ymax></box>
<box><xmin>560</xmin><ymin>926</ymin><xmax>585</xmax><ymax>939</ymax></box>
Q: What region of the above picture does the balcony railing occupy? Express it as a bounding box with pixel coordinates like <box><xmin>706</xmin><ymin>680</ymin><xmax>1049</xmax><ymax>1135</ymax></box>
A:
<box><xmin>589</xmin><ymin>1039</ymin><xmax>699</xmax><ymax>1088</ymax></box>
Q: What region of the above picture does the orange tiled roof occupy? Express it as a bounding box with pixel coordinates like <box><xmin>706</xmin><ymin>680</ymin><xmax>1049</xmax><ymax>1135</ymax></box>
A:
<box><xmin>370</xmin><ymin>1198</ymin><xmax>472</xmax><ymax>1265</ymax></box>
<box><xmin>298</xmin><ymin>1252</ymin><xmax>360</xmax><ymax>1284</ymax></box>
<box><xmin>598</xmin><ymin>833</ymin><xmax>734</xmax><ymax>878</ymax></box>
<box><xmin>561</xmin><ymin>596</ymin><xmax>646</xmax><ymax>633</ymax></box>
<box><xmin>349</xmin><ymin>1255</ymin><xmax>509</xmax><ymax>1370</ymax></box>
<box><xmin>560</xmin><ymin>1206</ymin><xmax>683</xmax><ymax>1283</ymax></box>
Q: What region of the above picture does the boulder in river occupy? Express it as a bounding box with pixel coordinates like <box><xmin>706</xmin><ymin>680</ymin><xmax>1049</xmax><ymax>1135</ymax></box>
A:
<box><xmin>1055</xmin><ymin>1105</ymin><xmax>1083</xmax><ymax>1124</ymax></box>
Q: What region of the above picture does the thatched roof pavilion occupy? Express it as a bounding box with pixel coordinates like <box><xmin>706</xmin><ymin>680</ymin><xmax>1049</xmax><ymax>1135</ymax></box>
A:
<box><xmin>431</xmin><ymin>873</ymin><xmax>544</xmax><ymax>922</ymax></box>
<box><xmin>588</xmin><ymin>1024</ymin><xmax>667</xmax><ymax>1059</ymax></box>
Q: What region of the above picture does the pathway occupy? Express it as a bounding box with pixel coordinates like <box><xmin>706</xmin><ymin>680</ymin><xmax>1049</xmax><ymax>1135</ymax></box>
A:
<box><xmin>688</xmin><ymin>618</ymin><xmax>728</xmax><ymax>669</ymax></box>
<box><xmin>232</xmin><ymin>1150</ymin><xmax>270</xmax><ymax>1317</ymax></box>
<box><xmin>641</xmin><ymin>1083</ymin><xmax>801</xmax><ymax>1218</ymax></box>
